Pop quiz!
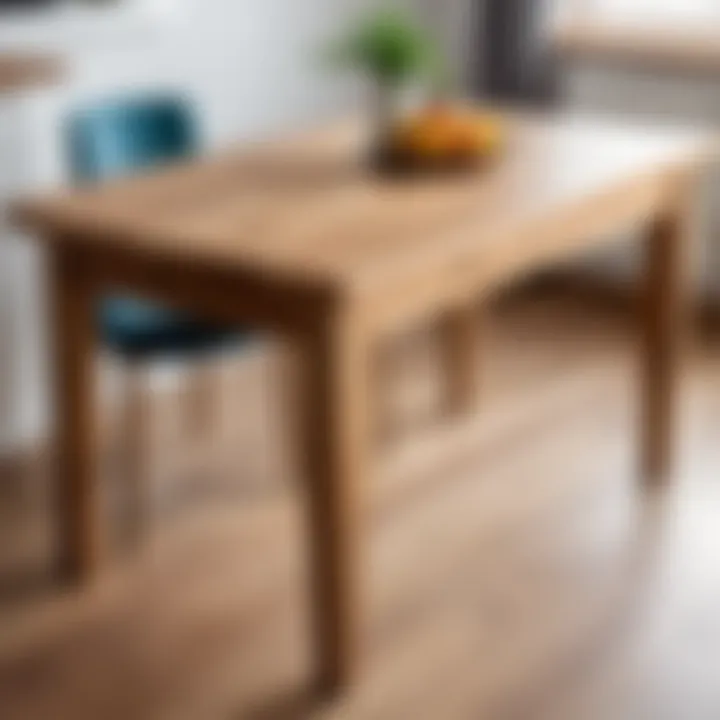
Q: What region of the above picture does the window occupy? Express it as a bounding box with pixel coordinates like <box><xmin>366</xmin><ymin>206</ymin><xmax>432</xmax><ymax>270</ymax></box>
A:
<box><xmin>558</xmin><ymin>0</ymin><xmax>720</xmax><ymax>28</ymax></box>
<box><xmin>552</xmin><ymin>1</ymin><xmax>720</xmax><ymax>71</ymax></box>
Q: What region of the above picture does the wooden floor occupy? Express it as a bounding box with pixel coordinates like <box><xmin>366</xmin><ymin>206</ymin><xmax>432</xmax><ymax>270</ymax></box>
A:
<box><xmin>2</xmin><ymin>291</ymin><xmax>720</xmax><ymax>719</ymax></box>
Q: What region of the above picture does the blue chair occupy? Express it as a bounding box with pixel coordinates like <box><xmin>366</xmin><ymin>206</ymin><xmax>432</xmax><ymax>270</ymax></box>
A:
<box><xmin>67</xmin><ymin>94</ymin><xmax>245</xmax><ymax>541</ymax></box>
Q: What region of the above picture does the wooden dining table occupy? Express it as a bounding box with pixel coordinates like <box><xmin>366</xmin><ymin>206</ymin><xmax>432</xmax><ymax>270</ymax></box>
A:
<box><xmin>13</xmin><ymin>111</ymin><xmax>714</xmax><ymax>695</ymax></box>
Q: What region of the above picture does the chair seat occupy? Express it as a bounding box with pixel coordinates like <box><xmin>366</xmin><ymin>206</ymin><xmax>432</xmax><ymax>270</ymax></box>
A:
<box><xmin>101</xmin><ymin>297</ymin><xmax>244</xmax><ymax>360</ymax></box>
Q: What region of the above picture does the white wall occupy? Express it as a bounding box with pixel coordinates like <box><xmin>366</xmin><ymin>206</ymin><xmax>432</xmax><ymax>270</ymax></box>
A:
<box><xmin>559</xmin><ymin>60</ymin><xmax>720</xmax><ymax>294</ymax></box>
<box><xmin>0</xmin><ymin>0</ymin><xmax>384</xmax><ymax>454</ymax></box>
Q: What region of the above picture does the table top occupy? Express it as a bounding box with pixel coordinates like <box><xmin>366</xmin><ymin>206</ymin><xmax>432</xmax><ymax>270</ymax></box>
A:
<box><xmin>14</xmin><ymin>113</ymin><xmax>714</xmax><ymax>301</ymax></box>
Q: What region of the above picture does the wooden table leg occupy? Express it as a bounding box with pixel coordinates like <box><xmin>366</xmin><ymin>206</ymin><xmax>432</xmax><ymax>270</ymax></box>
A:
<box><xmin>438</xmin><ymin>305</ymin><xmax>482</xmax><ymax>417</ymax></box>
<box><xmin>640</xmin><ymin>193</ymin><xmax>692</xmax><ymax>484</ymax></box>
<box><xmin>50</xmin><ymin>244</ymin><xmax>101</xmax><ymax>582</ymax></box>
<box><xmin>299</xmin><ymin>310</ymin><xmax>369</xmax><ymax>695</ymax></box>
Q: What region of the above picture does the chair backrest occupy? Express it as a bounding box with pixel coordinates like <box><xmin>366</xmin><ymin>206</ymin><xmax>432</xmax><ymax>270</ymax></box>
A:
<box><xmin>67</xmin><ymin>94</ymin><xmax>198</xmax><ymax>183</ymax></box>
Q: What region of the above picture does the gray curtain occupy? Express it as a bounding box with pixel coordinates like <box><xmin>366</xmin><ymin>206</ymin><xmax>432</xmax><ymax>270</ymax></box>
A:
<box><xmin>475</xmin><ymin>0</ymin><xmax>557</xmax><ymax>104</ymax></box>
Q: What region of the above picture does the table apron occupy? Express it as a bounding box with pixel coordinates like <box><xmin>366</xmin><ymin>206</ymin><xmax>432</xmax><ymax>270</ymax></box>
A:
<box><xmin>66</xmin><ymin>241</ymin><xmax>336</xmax><ymax>339</ymax></box>
<box><xmin>355</xmin><ymin>169</ymin><xmax>684</xmax><ymax>337</ymax></box>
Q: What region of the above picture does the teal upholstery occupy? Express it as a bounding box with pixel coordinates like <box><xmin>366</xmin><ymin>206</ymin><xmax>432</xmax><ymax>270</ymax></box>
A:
<box><xmin>68</xmin><ymin>95</ymin><xmax>199</xmax><ymax>183</ymax></box>
<box><xmin>67</xmin><ymin>95</ymin><xmax>244</xmax><ymax>360</ymax></box>
<box><xmin>98</xmin><ymin>296</ymin><xmax>239</xmax><ymax>359</ymax></box>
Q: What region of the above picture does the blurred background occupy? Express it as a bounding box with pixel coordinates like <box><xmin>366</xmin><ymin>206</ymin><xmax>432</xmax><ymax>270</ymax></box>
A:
<box><xmin>4</xmin><ymin>0</ymin><xmax>720</xmax><ymax>459</ymax></box>
<box><xmin>3</xmin><ymin>1</ymin><xmax>720</xmax><ymax>718</ymax></box>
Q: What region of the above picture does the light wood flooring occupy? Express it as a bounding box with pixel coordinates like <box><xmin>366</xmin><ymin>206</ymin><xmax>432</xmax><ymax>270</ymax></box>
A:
<box><xmin>2</xmin><ymin>290</ymin><xmax>720</xmax><ymax>719</ymax></box>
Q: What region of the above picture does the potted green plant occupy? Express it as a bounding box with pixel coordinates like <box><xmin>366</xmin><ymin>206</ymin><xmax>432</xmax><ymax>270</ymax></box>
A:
<box><xmin>327</xmin><ymin>7</ymin><xmax>442</xmax><ymax>167</ymax></box>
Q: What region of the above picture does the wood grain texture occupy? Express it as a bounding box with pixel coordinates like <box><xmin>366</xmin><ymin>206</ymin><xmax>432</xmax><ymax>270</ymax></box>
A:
<box><xmin>639</xmin><ymin>183</ymin><xmax>694</xmax><ymax>483</ymax></box>
<box><xmin>13</xmin><ymin>115</ymin><xmax>714</xmax><ymax>327</ymax></box>
<box><xmin>438</xmin><ymin>306</ymin><xmax>482</xmax><ymax>417</ymax></box>
<box><xmin>12</xmin><ymin>112</ymin><xmax>714</xmax><ymax>695</ymax></box>
<box><xmin>298</xmin><ymin>307</ymin><xmax>371</xmax><ymax>694</ymax></box>
<box><xmin>3</xmin><ymin>294</ymin><xmax>720</xmax><ymax>720</ymax></box>
<box><xmin>49</xmin><ymin>244</ymin><xmax>101</xmax><ymax>581</ymax></box>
